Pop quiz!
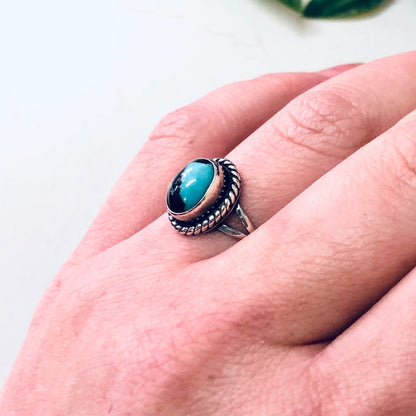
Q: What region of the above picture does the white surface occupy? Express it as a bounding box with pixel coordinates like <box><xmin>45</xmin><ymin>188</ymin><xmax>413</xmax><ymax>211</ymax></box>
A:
<box><xmin>1</xmin><ymin>0</ymin><xmax>416</xmax><ymax>385</ymax></box>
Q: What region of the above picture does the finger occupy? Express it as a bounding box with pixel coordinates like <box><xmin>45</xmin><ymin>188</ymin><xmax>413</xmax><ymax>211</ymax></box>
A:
<box><xmin>205</xmin><ymin>107</ymin><xmax>416</xmax><ymax>345</ymax></box>
<box><xmin>69</xmin><ymin>71</ymin><xmax>331</xmax><ymax>265</ymax></box>
<box><xmin>141</xmin><ymin>51</ymin><xmax>416</xmax><ymax>264</ymax></box>
<box><xmin>231</xmin><ymin>51</ymin><xmax>416</xmax><ymax>229</ymax></box>
<box><xmin>317</xmin><ymin>63</ymin><xmax>363</xmax><ymax>78</ymax></box>
<box><xmin>312</xmin><ymin>267</ymin><xmax>416</xmax><ymax>416</ymax></box>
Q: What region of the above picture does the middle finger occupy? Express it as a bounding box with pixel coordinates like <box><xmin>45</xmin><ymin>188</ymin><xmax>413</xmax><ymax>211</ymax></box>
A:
<box><xmin>231</xmin><ymin>51</ymin><xmax>416</xmax><ymax>228</ymax></box>
<box><xmin>209</xmin><ymin>108</ymin><xmax>416</xmax><ymax>345</ymax></box>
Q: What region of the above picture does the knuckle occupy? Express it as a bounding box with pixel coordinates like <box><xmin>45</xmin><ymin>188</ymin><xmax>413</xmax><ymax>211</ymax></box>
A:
<box><xmin>268</xmin><ymin>89</ymin><xmax>369</xmax><ymax>160</ymax></box>
<box><xmin>148</xmin><ymin>105</ymin><xmax>203</xmax><ymax>145</ymax></box>
<box><xmin>386</xmin><ymin>126</ymin><xmax>416</xmax><ymax>192</ymax></box>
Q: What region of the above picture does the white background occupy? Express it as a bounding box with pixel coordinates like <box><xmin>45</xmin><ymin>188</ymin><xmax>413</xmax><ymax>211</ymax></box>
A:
<box><xmin>1</xmin><ymin>0</ymin><xmax>416</xmax><ymax>385</ymax></box>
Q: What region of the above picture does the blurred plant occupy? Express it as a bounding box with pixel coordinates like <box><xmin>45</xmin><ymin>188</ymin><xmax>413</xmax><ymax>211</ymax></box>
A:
<box><xmin>279</xmin><ymin>0</ymin><xmax>391</xmax><ymax>18</ymax></box>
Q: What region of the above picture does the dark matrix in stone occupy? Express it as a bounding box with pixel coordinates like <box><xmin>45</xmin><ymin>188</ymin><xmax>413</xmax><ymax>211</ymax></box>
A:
<box><xmin>167</xmin><ymin>159</ymin><xmax>214</xmax><ymax>213</ymax></box>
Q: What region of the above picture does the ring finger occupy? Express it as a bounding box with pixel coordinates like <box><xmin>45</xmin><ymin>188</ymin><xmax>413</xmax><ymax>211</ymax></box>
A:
<box><xmin>69</xmin><ymin>71</ymin><xmax>330</xmax><ymax>265</ymax></box>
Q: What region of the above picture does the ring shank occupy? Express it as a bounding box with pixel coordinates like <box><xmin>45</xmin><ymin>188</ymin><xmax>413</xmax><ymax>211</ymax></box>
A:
<box><xmin>217</xmin><ymin>202</ymin><xmax>254</xmax><ymax>239</ymax></box>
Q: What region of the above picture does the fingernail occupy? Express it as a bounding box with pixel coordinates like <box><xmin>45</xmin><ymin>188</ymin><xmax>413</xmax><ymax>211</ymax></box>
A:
<box><xmin>317</xmin><ymin>63</ymin><xmax>363</xmax><ymax>77</ymax></box>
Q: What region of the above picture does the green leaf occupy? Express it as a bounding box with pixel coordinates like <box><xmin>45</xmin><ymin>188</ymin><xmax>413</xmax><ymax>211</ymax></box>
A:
<box><xmin>303</xmin><ymin>0</ymin><xmax>388</xmax><ymax>18</ymax></box>
<box><xmin>278</xmin><ymin>0</ymin><xmax>303</xmax><ymax>13</ymax></box>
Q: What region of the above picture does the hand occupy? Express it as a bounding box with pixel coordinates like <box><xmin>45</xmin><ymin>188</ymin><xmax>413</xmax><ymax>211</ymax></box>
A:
<box><xmin>2</xmin><ymin>52</ymin><xmax>416</xmax><ymax>416</ymax></box>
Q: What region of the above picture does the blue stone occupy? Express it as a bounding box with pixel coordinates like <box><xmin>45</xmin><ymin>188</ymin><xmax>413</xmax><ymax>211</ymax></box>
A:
<box><xmin>168</xmin><ymin>159</ymin><xmax>214</xmax><ymax>213</ymax></box>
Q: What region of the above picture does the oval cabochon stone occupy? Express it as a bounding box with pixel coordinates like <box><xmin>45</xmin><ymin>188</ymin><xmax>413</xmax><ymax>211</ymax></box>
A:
<box><xmin>167</xmin><ymin>159</ymin><xmax>214</xmax><ymax>213</ymax></box>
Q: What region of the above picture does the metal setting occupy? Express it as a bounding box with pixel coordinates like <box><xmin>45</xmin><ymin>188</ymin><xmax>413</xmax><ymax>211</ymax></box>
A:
<box><xmin>167</xmin><ymin>158</ymin><xmax>254</xmax><ymax>239</ymax></box>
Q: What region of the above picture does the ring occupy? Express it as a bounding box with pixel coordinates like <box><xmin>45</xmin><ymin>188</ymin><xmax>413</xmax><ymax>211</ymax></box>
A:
<box><xmin>166</xmin><ymin>158</ymin><xmax>254</xmax><ymax>239</ymax></box>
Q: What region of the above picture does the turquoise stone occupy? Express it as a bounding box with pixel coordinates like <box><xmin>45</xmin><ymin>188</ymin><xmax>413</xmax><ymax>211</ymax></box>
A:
<box><xmin>168</xmin><ymin>159</ymin><xmax>214</xmax><ymax>213</ymax></box>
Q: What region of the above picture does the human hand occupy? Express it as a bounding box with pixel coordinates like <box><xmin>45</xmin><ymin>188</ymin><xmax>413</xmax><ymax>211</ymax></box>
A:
<box><xmin>2</xmin><ymin>52</ymin><xmax>416</xmax><ymax>415</ymax></box>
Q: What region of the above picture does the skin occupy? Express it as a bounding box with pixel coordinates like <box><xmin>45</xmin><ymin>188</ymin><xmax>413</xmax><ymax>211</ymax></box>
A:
<box><xmin>1</xmin><ymin>51</ymin><xmax>416</xmax><ymax>415</ymax></box>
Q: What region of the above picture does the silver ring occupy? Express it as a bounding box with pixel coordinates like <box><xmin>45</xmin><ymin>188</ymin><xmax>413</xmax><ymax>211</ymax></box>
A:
<box><xmin>166</xmin><ymin>158</ymin><xmax>254</xmax><ymax>239</ymax></box>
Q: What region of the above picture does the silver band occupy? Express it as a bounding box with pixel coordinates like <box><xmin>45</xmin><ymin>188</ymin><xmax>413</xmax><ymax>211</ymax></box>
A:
<box><xmin>218</xmin><ymin>203</ymin><xmax>254</xmax><ymax>239</ymax></box>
